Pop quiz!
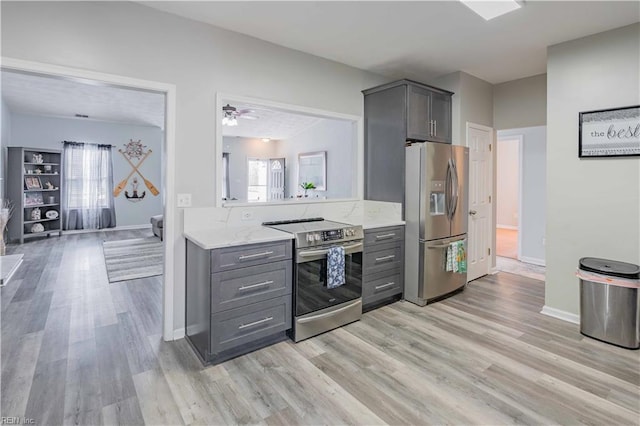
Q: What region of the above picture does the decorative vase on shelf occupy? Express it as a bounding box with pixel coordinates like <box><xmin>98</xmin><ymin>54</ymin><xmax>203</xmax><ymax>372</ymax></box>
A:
<box><xmin>31</xmin><ymin>207</ymin><xmax>41</xmax><ymax>221</ymax></box>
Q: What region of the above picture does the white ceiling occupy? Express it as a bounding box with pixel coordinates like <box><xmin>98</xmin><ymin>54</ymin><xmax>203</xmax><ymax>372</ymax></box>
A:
<box><xmin>221</xmin><ymin>102</ymin><xmax>325</xmax><ymax>140</ymax></box>
<box><xmin>141</xmin><ymin>1</ymin><xmax>640</xmax><ymax>84</ymax></box>
<box><xmin>1</xmin><ymin>70</ymin><xmax>166</xmax><ymax>129</ymax></box>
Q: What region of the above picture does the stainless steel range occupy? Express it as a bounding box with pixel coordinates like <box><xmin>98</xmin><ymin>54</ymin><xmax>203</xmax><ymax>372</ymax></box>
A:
<box><xmin>263</xmin><ymin>218</ymin><xmax>364</xmax><ymax>342</ymax></box>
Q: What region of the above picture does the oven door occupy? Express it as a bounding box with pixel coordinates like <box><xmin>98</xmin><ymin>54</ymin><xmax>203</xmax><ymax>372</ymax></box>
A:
<box><xmin>295</xmin><ymin>240</ymin><xmax>363</xmax><ymax>316</ymax></box>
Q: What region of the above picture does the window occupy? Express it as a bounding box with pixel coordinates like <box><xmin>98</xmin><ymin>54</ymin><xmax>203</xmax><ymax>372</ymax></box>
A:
<box><xmin>62</xmin><ymin>142</ymin><xmax>116</xmax><ymax>230</ymax></box>
<box><xmin>247</xmin><ymin>158</ymin><xmax>268</xmax><ymax>202</ymax></box>
<box><xmin>66</xmin><ymin>145</ymin><xmax>111</xmax><ymax>209</ymax></box>
<box><xmin>222</xmin><ymin>152</ymin><xmax>230</xmax><ymax>199</ymax></box>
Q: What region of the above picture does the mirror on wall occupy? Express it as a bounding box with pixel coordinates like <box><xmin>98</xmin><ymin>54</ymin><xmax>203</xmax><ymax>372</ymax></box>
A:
<box><xmin>298</xmin><ymin>151</ymin><xmax>326</xmax><ymax>192</ymax></box>
<box><xmin>219</xmin><ymin>99</ymin><xmax>357</xmax><ymax>204</ymax></box>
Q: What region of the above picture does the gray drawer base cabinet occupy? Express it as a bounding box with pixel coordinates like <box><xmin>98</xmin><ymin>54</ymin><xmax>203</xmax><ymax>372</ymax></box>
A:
<box><xmin>186</xmin><ymin>239</ymin><xmax>293</xmax><ymax>365</ymax></box>
<box><xmin>362</xmin><ymin>226</ymin><xmax>405</xmax><ymax>311</ymax></box>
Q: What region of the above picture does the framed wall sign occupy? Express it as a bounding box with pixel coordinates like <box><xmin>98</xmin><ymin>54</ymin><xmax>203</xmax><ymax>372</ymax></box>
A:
<box><xmin>579</xmin><ymin>105</ymin><xmax>640</xmax><ymax>158</ymax></box>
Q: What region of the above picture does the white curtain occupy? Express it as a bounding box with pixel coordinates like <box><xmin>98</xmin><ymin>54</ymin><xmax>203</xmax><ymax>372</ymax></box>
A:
<box><xmin>62</xmin><ymin>142</ymin><xmax>116</xmax><ymax>230</ymax></box>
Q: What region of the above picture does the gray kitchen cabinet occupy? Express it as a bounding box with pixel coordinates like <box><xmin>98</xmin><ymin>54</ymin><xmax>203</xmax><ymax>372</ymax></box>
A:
<box><xmin>363</xmin><ymin>80</ymin><xmax>453</xmax><ymax>206</ymax></box>
<box><xmin>186</xmin><ymin>239</ymin><xmax>293</xmax><ymax>365</ymax></box>
<box><xmin>362</xmin><ymin>225</ymin><xmax>405</xmax><ymax>311</ymax></box>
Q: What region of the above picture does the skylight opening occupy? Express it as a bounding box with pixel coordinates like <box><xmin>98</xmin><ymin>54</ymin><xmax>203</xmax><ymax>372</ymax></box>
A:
<box><xmin>460</xmin><ymin>0</ymin><xmax>522</xmax><ymax>21</ymax></box>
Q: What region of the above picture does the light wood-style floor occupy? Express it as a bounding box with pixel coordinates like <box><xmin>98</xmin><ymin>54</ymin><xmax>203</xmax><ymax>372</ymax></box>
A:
<box><xmin>496</xmin><ymin>227</ymin><xmax>518</xmax><ymax>259</ymax></box>
<box><xmin>2</xmin><ymin>231</ymin><xmax>639</xmax><ymax>425</ymax></box>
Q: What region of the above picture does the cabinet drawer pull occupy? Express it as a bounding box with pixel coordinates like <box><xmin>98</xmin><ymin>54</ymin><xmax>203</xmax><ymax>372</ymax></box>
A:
<box><xmin>375</xmin><ymin>233</ymin><xmax>396</xmax><ymax>240</ymax></box>
<box><xmin>238</xmin><ymin>251</ymin><xmax>274</xmax><ymax>261</ymax></box>
<box><xmin>375</xmin><ymin>282</ymin><xmax>395</xmax><ymax>291</ymax></box>
<box><xmin>375</xmin><ymin>254</ymin><xmax>396</xmax><ymax>262</ymax></box>
<box><xmin>238</xmin><ymin>316</ymin><xmax>273</xmax><ymax>330</ymax></box>
<box><xmin>238</xmin><ymin>280</ymin><xmax>274</xmax><ymax>291</ymax></box>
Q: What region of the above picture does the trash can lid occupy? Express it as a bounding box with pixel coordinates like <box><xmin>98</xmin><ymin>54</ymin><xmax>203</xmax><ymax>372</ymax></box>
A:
<box><xmin>579</xmin><ymin>257</ymin><xmax>640</xmax><ymax>279</ymax></box>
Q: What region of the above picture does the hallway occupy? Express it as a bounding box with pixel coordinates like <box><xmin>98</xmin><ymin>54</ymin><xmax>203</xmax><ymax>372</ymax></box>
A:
<box><xmin>496</xmin><ymin>228</ymin><xmax>518</xmax><ymax>259</ymax></box>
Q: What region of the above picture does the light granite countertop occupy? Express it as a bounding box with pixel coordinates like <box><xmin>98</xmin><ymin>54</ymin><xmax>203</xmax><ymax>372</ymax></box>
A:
<box><xmin>344</xmin><ymin>219</ymin><xmax>405</xmax><ymax>230</ymax></box>
<box><xmin>184</xmin><ymin>218</ymin><xmax>404</xmax><ymax>250</ymax></box>
<box><xmin>184</xmin><ymin>225</ymin><xmax>293</xmax><ymax>250</ymax></box>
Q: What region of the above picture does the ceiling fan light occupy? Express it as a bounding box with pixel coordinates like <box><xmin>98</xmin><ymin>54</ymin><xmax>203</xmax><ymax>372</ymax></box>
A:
<box><xmin>228</xmin><ymin>117</ymin><xmax>238</xmax><ymax>126</ymax></box>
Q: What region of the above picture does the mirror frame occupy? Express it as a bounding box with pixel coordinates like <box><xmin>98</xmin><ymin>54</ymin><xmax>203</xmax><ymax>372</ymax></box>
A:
<box><xmin>215</xmin><ymin>93</ymin><xmax>363</xmax><ymax>207</ymax></box>
<box><xmin>297</xmin><ymin>151</ymin><xmax>327</xmax><ymax>191</ymax></box>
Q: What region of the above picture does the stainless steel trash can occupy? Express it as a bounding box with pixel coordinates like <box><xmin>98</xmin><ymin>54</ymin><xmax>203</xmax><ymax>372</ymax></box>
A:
<box><xmin>579</xmin><ymin>257</ymin><xmax>640</xmax><ymax>349</ymax></box>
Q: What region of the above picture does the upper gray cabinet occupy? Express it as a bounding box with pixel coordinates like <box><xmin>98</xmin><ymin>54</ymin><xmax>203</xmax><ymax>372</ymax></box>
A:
<box><xmin>406</xmin><ymin>83</ymin><xmax>451</xmax><ymax>143</ymax></box>
<box><xmin>363</xmin><ymin>80</ymin><xmax>453</xmax><ymax>205</ymax></box>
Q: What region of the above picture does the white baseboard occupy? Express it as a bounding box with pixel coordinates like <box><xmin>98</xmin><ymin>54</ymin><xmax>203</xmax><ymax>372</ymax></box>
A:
<box><xmin>63</xmin><ymin>224</ymin><xmax>152</xmax><ymax>235</ymax></box>
<box><xmin>490</xmin><ymin>266</ymin><xmax>500</xmax><ymax>275</ymax></box>
<box><xmin>519</xmin><ymin>256</ymin><xmax>546</xmax><ymax>267</ymax></box>
<box><xmin>172</xmin><ymin>327</ymin><xmax>185</xmax><ymax>340</ymax></box>
<box><xmin>497</xmin><ymin>224</ymin><xmax>518</xmax><ymax>230</ymax></box>
<box><xmin>540</xmin><ymin>305</ymin><xmax>580</xmax><ymax>324</ymax></box>
<box><xmin>115</xmin><ymin>224</ymin><xmax>152</xmax><ymax>231</ymax></box>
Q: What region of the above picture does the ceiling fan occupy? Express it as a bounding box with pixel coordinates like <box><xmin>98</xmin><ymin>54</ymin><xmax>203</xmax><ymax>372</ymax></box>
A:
<box><xmin>222</xmin><ymin>104</ymin><xmax>258</xmax><ymax>126</ymax></box>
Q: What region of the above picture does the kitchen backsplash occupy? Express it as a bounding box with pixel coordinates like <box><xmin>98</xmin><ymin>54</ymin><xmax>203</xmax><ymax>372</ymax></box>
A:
<box><xmin>183</xmin><ymin>200</ymin><xmax>401</xmax><ymax>232</ymax></box>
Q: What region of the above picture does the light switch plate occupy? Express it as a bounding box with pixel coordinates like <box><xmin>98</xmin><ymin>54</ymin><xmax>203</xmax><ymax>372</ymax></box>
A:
<box><xmin>177</xmin><ymin>193</ymin><xmax>192</xmax><ymax>207</ymax></box>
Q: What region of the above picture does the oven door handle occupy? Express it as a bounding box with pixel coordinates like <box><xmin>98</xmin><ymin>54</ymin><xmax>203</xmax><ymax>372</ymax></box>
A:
<box><xmin>297</xmin><ymin>299</ymin><xmax>362</xmax><ymax>324</ymax></box>
<box><xmin>298</xmin><ymin>242</ymin><xmax>363</xmax><ymax>258</ymax></box>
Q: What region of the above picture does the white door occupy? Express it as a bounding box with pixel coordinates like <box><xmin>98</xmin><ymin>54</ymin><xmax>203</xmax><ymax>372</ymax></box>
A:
<box><xmin>268</xmin><ymin>158</ymin><xmax>285</xmax><ymax>200</ymax></box>
<box><xmin>467</xmin><ymin>123</ymin><xmax>493</xmax><ymax>281</ymax></box>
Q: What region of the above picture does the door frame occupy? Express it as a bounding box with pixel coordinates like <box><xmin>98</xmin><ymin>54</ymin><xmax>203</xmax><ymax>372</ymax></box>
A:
<box><xmin>1</xmin><ymin>57</ymin><xmax>179</xmax><ymax>341</ymax></box>
<box><xmin>496</xmin><ymin>134</ymin><xmax>524</xmax><ymax>261</ymax></box>
<box><xmin>465</xmin><ymin>122</ymin><xmax>495</xmax><ymax>277</ymax></box>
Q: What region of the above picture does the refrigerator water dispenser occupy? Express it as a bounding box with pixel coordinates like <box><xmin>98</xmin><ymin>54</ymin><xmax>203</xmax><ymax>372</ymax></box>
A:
<box><xmin>430</xmin><ymin>180</ymin><xmax>445</xmax><ymax>216</ymax></box>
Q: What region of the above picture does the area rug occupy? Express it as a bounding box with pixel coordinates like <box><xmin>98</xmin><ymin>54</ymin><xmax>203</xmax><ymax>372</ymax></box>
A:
<box><xmin>496</xmin><ymin>255</ymin><xmax>545</xmax><ymax>281</ymax></box>
<box><xmin>102</xmin><ymin>237</ymin><xmax>163</xmax><ymax>283</ymax></box>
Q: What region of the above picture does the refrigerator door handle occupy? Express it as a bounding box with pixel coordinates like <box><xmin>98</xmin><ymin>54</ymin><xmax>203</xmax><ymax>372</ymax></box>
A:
<box><xmin>445</xmin><ymin>159</ymin><xmax>452</xmax><ymax>220</ymax></box>
<box><xmin>450</xmin><ymin>159</ymin><xmax>459</xmax><ymax>217</ymax></box>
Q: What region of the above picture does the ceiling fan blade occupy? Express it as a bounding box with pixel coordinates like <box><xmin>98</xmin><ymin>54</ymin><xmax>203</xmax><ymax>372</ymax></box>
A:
<box><xmin>237</xmin><ymin>109</ymin><xmax>255</xmax><ymax>114</ymax></box>
<box><xmin>239</xmin><ymin>114</ymin><xmax>259</xmax><ymax>120</ymax></box>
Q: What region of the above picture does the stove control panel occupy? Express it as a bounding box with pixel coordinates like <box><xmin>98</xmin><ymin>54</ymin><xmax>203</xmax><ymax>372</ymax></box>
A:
<box><xmin>322</xmin><ymin>229</ymin><xmax>344</xmax><ymax>241</ymax></box>
<box><xmin>300</xmin><ymin>228</ymin><xmax>363</xmax><ymax>245</ymax></box>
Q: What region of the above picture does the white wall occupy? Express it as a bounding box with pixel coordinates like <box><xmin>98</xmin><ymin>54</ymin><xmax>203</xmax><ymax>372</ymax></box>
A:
<box><xmin>0</xmin><ymin>99</ymin><xmax>10</xmax><ymax>200</ymax></box>
<box><xmin>10</xmin><ymin>113</ymin><xmax>163</xmax><ymax>226</ymax></box>
<box><xmin>546</xmin><ymin>23</ymin><xmax>640</xmax><ymax>316</ymax></box>
<box><xmin>431</xmin><ymin>71</ymin><xmax>493</xmax><ymax>146</ymax></box>
<box><xmin>222</xmin><ymin>136</ymin><xmax>279</xmax><ymax>201</ymax></box>
<box><xmin>0</xmin><ymin>1</ymin><xmax>387</xmax><ymax>333</ymax></box>
<box><xmin>496</xmin><ymin>139</ymin><xmax>519</xmax><ymax>228</ymax></box>
<box><xmin>498</xmin><ymin>126</ymin><xmax>547</xmax><ymax>264</ymax></box>
<box><xmin>494</xmin><ymin>74</ymin><xmax>547</xmax><ymax>130</ymax></box>
<box><xmin>276</xmin><ymin>119</ymin><xmax>355</xmax><ymax>199</ymax></box>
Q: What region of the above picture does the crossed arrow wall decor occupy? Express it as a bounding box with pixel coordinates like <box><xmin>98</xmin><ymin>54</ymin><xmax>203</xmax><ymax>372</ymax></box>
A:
<box><xmin>114</xmin><ymin>140</ymin><xmax>159</xmax><ymax>202</ymax></box>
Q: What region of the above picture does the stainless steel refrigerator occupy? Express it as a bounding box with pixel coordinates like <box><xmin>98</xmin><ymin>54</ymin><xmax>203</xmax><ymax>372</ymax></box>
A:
<box><xmin>404</xmin><ymin>142</ymin><xmax>469</xmax><ymax>306</ymax></box>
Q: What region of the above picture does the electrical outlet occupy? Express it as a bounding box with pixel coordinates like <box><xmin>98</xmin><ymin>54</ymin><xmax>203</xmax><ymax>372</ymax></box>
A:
<box><xmin>241</xmin><ymin>210</ymin><xmax>253</xmax><ymax>221</ymax></box>
<box><xmin>177</xmin><ymin>193</ymin><xmax>192</xmax><ymax>208</ymax></box>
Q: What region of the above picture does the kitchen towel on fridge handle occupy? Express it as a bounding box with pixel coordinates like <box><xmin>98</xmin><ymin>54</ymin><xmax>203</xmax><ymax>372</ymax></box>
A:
<box><xmin>446</xmin><ymin>241</ymin><xmax>467</xmax><ymax>273</ymax></box>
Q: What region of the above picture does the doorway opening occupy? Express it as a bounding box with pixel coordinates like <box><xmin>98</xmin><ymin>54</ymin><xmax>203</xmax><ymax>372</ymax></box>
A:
<box><xmin>1</xmin><ymin>57</ymin><xmax>177</xmax><ymax>341</ymax></box>
<box><xmin>495</xmin><ymin>136</ymin><xmax>522</xmax><ymax>260</ymax></box>
<box><xmin>494</xmin><ymin>126</ymin><xmax>547</xmax><ymax>282</ymax></box>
